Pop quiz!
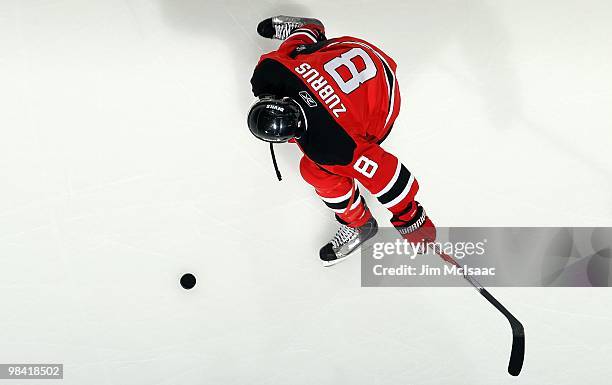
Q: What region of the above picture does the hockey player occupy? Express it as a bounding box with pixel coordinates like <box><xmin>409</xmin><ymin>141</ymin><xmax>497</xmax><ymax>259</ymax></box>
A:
<box><xmin>248</xmin><ymin>16</ymin><xmax>436</xmax><ymax>266</ymax></box>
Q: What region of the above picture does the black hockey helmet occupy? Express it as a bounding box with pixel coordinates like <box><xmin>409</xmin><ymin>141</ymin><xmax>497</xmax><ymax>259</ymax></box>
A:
<box><xmin>247</xmin><ymin>96</ymin><xmax>306</xmax><ymax>143</ymax></box>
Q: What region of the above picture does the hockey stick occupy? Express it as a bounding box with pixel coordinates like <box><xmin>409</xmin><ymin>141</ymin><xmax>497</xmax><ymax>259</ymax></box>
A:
<box><xmin>433</xmin><ymin>248</ymin><xmax>525</xmax><ymax>376</ymax></box>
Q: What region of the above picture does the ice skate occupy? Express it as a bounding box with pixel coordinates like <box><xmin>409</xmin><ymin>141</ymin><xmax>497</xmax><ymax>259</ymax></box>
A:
<box><xmin>319</xmin><ymin>217</ymin><xmax>378</xmax><ymax>267</ymax></box>
<box><xmin>257</xmin><ymin>15</ymin><xmax>324</xmax><ymax>40</ymax></box>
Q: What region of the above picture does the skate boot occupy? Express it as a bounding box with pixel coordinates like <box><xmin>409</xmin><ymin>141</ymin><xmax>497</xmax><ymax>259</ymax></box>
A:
<box><xmin>319</xmin><ymin>217</ymin><xmax>378</xmax><ymax>267</ymax></box>
<box><xmin>257</xmin><ymin>15</ymin><xmax>324</xmax><ymax>40</ymax></box>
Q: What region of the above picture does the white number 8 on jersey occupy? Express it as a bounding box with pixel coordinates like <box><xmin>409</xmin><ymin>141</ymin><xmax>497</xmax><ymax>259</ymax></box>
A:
<box><xmin>324</xmin><ymin>47</ymin><xmax>377</xmax><ymax>94</ymax></box>
<box><xmin>353</xmin><ymin>155</ymin><xmax>378</xmax><ymax>178</ymax></box>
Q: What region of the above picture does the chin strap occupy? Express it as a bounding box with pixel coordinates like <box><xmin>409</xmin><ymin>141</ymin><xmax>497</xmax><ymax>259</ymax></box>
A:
<box><xmin>269</xmin><ymin>143</ymin><xmax>282</xmax><ymax>181</ymax></box>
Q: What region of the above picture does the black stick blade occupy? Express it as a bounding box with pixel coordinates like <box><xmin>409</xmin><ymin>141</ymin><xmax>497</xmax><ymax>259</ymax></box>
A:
<box><xmin>480</xmin><ymin>288</ymin><xmax>525</xmax><ymax>376</ymax></box>
<box><xmin>508</xmin><ymin>322</ymin><xmax>525</xmax><ymax>376</ymax></box>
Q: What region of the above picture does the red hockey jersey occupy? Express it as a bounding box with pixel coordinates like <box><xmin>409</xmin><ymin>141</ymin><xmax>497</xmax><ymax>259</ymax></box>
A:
<box><xmin>251</xmin><ymin>24</ymin><xmax>423</xmax><ymax>221</ymax></box>
<box><xmin>251</xmin><ymin>25</ymin><xmax>401</xmax><ymax>167</ymax></box>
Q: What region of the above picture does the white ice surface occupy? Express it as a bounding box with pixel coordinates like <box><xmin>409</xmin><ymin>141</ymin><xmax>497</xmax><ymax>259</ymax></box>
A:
<box><xmin>1</xmin><ymin>0</ymin><xmax>612</xmax><ymax>384</ymax></box>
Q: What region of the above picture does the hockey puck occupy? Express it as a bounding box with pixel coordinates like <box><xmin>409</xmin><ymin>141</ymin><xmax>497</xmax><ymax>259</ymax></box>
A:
<box><xmin>180</xmin><ymin>273</ymin><xmax>196</xmax><ymax>290</ymax></box>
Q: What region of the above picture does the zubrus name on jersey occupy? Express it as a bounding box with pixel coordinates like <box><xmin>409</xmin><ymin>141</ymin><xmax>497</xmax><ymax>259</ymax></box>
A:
<box><xmin>294</xmin><ymin>62</ymin><xmax>346</xmax><ymax>117</ymax></box>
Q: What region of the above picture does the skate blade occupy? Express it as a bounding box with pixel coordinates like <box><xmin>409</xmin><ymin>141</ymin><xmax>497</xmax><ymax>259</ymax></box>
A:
<box><xmin>321</xmin><ymin>246</ymin><xmax>360</xmax><ymax>267</ymax></box>
<box><xmin>321</xmin><ymin>256</ymin><xmax>350</xmax><ymax>267</ymax></box>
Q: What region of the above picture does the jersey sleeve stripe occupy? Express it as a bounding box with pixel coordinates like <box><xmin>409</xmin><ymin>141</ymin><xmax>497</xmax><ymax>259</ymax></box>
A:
<box><xmin>377</xmin><ymin>164</ymin><xmax>412</xmax><ymax>205</ymax></box>
<box><xmin>328</xmin><ymin>195</ymin><xmax>361</xmax><ymax>213</ymax></box>
<box><xmin>348</xmin><ymin>195</ymin><xmax>363</xmax><ymax>211</ymax></box>
<box><xmin>374</xmin><ymin>160</ymin><xmax>402</xmax><ymax>197</ymax></box>
<box><xmin>321</xmin><ymin>188</ymin><xmax>361</xmax><ymax>212</ymax></box>
<box><xmin>324</xmin><ymin>200</ymin><xmax>349</xmax><ymax>211</ymax></box>
<box><xmin>382</xmin><ymin>174</ymin><xmax>415</xmax><ymax>209</ymax></box>
<box><xmin>367</xmin><ymin>48</ymin><xmax>396</xmax><ymax>127</ymax></box>
<box><xmin>327</xmin><ymin>196</ymin><xmax>362</xmax><ymax>213</ymax></box>
<box><xmin>318</xmin><ymin>187</ymin><xmax>354</xmax><ymax>203</ymax></box>
<box><xmin>379</xmin><ymin>59</ymin><xmax>395</xmax><ymax>124</ymax></box>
